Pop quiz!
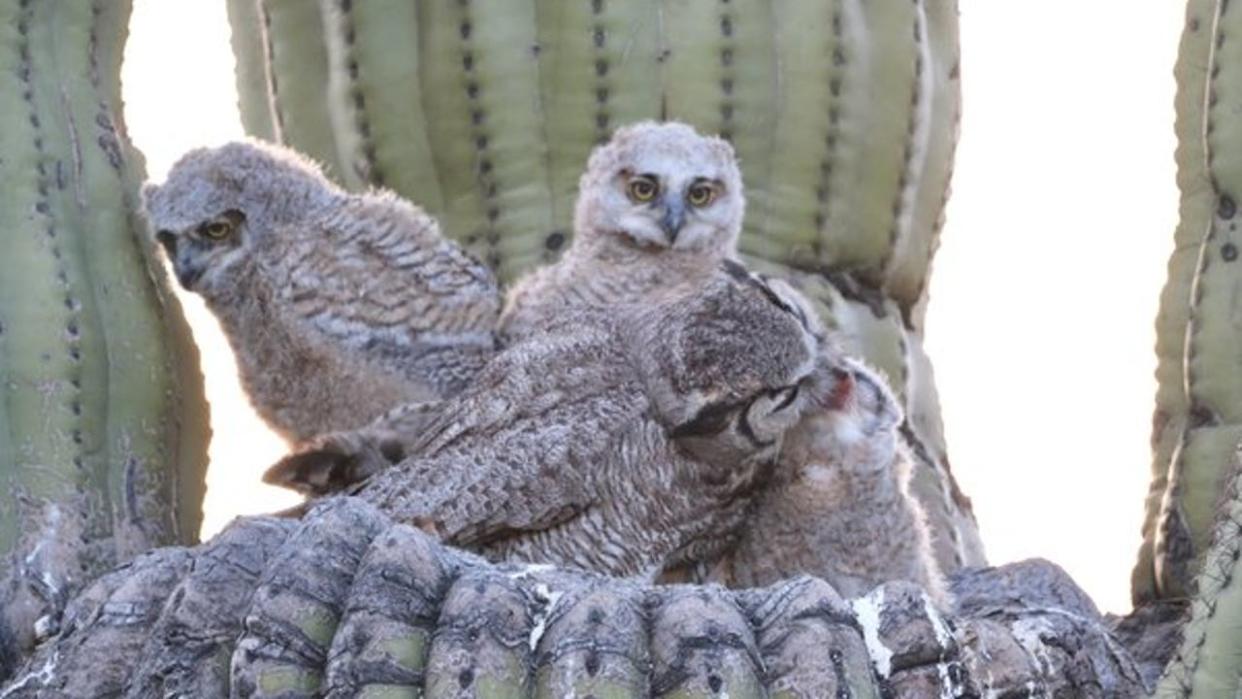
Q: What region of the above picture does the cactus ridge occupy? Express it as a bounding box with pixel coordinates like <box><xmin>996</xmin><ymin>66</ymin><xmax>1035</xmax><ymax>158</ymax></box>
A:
<box><xmin>3</xmin><ymin>498</ymin><xmax>1144</xmax><ymax>698</ymax></box>
<box><xmin>226</xmin><ymin>0</ymin><xmax>277</xmax><ymax>141</ymax></box>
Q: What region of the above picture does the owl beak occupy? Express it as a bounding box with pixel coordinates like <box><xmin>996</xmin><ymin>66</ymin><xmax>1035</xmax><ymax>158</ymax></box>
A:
<box><xmin>659</xmin><ymin>199</ymin><xmax>686</xmax><ymax>243</ymax></box>
<box><xmin>155</xmin><ymin>230</ymin><xmax>177</xmax><ymax>257</ymax></box>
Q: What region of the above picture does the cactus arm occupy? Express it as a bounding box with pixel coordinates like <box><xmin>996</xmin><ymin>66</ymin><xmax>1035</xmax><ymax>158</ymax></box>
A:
<box><xmin>5</xmin><ymin>499</ymin><xmax>1144</xmax><ymax>697</ymax></box>
<box><xmin>883</xmin><ymin>0</ymin><xmax>960</xmax><ymax>315</ymax></box>
<box><xmin>225</xmin><ymin>0</ymin><xmax>277</xmax><ymax>142</ymax></box>
<box><xmin>256</xmin><ymin>0</ymin><xmax>345</xmax><ymax>180</ymax></box>
<box><xmin>1153</xmin><ymin>0</ymin><xmax>1242</xmax><ymax>600</ymax></box>
<box><xmin>319</xmin><ymin>0</ymin><xmax>445</xmax><ymax>207</ymax></box>
<box><xmin>1154</xmin><ymin>449</ymin><xmax>1242</xmax><ymax>698</ymax></box>
<box><xmin>1138</xmin><ymin>0</ymin><xmax>1217</xmax><ymax>604</ymax></box>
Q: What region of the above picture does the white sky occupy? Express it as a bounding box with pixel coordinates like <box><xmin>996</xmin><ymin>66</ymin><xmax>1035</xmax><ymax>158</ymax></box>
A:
<box><xmin>122</xmin><ymin>1</ymin><xmax>1182</xmax><ymax>614</ymax></box>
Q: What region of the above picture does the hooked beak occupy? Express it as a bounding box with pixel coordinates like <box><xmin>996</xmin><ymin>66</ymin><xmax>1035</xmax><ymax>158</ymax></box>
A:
<box><xmin>155</xmin><ymin>231</ymin><xmax>203</xmax><ymax>289</ymax></box>
<box><xmin>156</xmin><ymin>230</ymin><xmax>177</xmax><ymax>257</ymax></box>
<box><xmin>659</xmin><ymin>198</ymin><xmax>686</xmax><ymax>244</ymax></box>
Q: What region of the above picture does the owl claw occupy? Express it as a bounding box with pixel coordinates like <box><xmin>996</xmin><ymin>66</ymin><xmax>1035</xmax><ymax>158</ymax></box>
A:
<box><xmin>264</xmin><ymin>432</ymin><xmax>400</xmax><ymax>497</ymax></box>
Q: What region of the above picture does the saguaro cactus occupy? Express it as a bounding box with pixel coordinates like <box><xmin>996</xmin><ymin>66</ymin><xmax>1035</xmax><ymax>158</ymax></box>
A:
<box><xmin>0</xmin><ymin>498</ymin><xmax>1144</xmax><ymax>698</ymax></box>
<box><xmin>1137</xmin><ymin>0</ymin><xmax>1242</xmax><ymax>604</ymax></box>
<box><xmin>227</xmin><ymin>0</ymin><xmax>985</xmax><ymax>575</ymax></box>
<box><xmin>0</xmin><ymin>0</ymin><xmax>209</xmax><ymax>670</ymax></box>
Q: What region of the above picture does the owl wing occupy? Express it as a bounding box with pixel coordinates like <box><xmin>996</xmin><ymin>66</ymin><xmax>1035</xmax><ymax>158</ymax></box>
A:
<box><xmin>351</xmin><ymin>323</ymin><xmax>648</xmax><ymax>547</ymax></box>
<box><xmin>263</xmin><ymin>195</ymin><xmax>501</xmax><ymax>365</ymax></box>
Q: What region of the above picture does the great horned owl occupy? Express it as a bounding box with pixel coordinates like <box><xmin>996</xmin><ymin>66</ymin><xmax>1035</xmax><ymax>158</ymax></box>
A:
<box><xmin>270</xmin><ymin>264</ymin><xmax>829</xmax><ymax>578</ymax></box>
<box><xmin>499</xmin><ymin>120</ymin><xmax>744</xmax><ymax>340</ymax></box>
<box><xmin>676</xmin><ymin>357</ymin><xmax>948</xmax><ymax>605</ymax></box>
<box><xmin>265</xmin><ymin>121</ymin><xmax>749</xmax><ymax>490</ymax></box>
<box><xmin>142</xmin><ymin>141</ymin><xmax>500</xmax><ymax>443</ymax></box>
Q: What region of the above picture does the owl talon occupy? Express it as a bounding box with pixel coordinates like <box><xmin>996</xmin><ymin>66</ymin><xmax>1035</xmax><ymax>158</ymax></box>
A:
<box><xmin>264</xmin><ymin>435</ymin><xmax>394</xmax><ymax>497</ymax></box>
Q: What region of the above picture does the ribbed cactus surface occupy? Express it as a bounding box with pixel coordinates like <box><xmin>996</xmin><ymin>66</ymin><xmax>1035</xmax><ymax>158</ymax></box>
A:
<box><xmin>1</xmin><ymin>498</ymin><xmax>1144</xmax><ymax>698</ymax></box>
<box><xmin>228</xmin><ymin>0</ymin><xmax>984</xmax><ymax>574</ymax></box>
<box><xmin>1137</xmin><ymin>0</ymin><xmax>1242</xmax><ymax>604</ymax></box>
<box><xmin>1155</xmin><ymin>448</ymin><xmax>1242</xmax><ymax>697</ymax></box>
<box><xmin>0</xmin><ymin>0</ymin><xmax>209</xmax><ymax>671</ymax></box>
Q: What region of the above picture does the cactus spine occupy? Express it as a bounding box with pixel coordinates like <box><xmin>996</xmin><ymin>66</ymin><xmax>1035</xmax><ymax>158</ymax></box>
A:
<box><xmin>1139</xmin><ymin>0</ymin><xmax>1242</xmax><ymax>603</ymax></box>
<box><xmin>228</xmin><ymin>0</ymin><xmax>982</xmax><ymax>574</ymax></box>
<box><xmin>0</xmin><ymin>0</ymin><xmax>208</xmax><ymax>668</ymax></box>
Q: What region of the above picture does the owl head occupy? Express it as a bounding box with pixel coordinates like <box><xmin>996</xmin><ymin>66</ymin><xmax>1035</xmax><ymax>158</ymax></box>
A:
<box><xmin>780</xmin><ymin>356</ymin><xmax>905</xmax><ymax>483</ymax></box>
<box><xmin>141</xmin><ymin>140</ymin><xmax>334</xmax><ymax>294</ymax></box>
<box><xmin>574</xmin><ymin>121</ymin><xmax>744</xmax><ymax>254</ymax></box>
<box><xmin>633</xmin><ymin>261</ymin><xmax>829</xmax><ymax>468</ymax></box>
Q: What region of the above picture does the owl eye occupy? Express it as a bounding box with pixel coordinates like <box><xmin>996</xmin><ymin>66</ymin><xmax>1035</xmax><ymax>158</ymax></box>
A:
<box><xmin>626</xmin><ymin>175</ymin><xmax>659</xmax><ymax>203</ymax></box>
<box><xmin>199</xmin><ymin>209</ymin><xmax>245</xmax><ymax>241</ymax></box>
<box><xmin>687</xmin><ymin>181</ymin><xmax>719</xmax><ymax>207</ymax></box>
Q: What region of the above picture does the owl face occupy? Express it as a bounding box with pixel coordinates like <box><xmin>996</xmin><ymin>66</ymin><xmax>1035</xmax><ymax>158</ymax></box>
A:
<box><xmin>781</xmin><ymin>356</ymin><xmax>904</xmax><ymax>482</ymax></box>
<box><xmin>638</xmin><ymin>263</ymin><xmax>828</xmax><ymax>465</ymax></box>
<box><xmin>575</xmin><ymin>122</ymin><xmax>744</xmax><ymax>253</ymax></box>
<box><xmin>142</xmin><ymin>141</ymin><xmax>328</xmax><ymax>294</ymax></box>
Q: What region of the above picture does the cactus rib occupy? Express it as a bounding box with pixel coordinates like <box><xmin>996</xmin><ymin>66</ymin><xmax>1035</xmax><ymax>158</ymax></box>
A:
<box><xmin>257</xmin><ymin>0</ymin><xmax>345</xmax><ymax>180</ymax></box>
<box><xmin>225</xmin><ymin>0</ymin><xmax>277</xmax><ymax>142</ymax></box>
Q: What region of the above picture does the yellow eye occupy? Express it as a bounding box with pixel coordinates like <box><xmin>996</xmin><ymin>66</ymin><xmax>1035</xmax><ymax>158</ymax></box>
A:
<box><xmin>627</xmin><ymin>176</ymin><xmax>659</xmax><ymax>203</ymax></box>
<box><xmin>200</xmin><ymin>221</ymin><xmax>234</xmax><ymax>240</ymax></box>
<box><xmin>687</xmin><ymin>182</ymin><xmax>718</xmax><ymax>207</ymax></box>
<box><xmin>199</xmin><ymin>210</ymin><xmax>244</xmax><ymax>241</ymax></box>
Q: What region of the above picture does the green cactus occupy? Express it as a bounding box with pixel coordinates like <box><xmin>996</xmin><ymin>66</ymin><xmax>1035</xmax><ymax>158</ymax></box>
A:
<box><xmin>228</xmin><ymin>0</ymin><xmax>983</xmax><ymax>575</ymax></box>
<box><xmin>1152</xmin><ymin>448</ymin><xmax>1242</xmax><ymax>697</ymax></box>
<box><xmin>0</xmin><ymin>0</ymin><xmax>208</xmax><ymax>668</ymax></box>
<box><xmin>2</xmin><ymin>499</ymin><xmax>1145</xmax><ymax>697</ymax></box>
<box><xmin>1138</xmin><ymin>0</ymin><xmax>1242</xmax><ymax>604</ymax></box>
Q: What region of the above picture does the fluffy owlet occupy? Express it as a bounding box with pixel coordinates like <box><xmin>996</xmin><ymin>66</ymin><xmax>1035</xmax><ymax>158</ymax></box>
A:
<box><xmin>266</xmin><ymin>121</ymin><xmax>749</xmax><ymax>489</ymax></box>
<box><xmin>142</xmin><ymin>141</ymin><xmax>500</xmax><ymax>443</ymax></box>
<box><xmin>670</xmin><ymin>357</ymin><xmax>948</xmax><ymax>605</ymax></box>
<box><xmin>270</xmin><ymin>265</ymin><xmax>832</xmax><ymax>578</ymax></box>
<box><xmin>499</xmin><ymin>120</ymin><xmax>744</xmax><ymax>340</ymax></box>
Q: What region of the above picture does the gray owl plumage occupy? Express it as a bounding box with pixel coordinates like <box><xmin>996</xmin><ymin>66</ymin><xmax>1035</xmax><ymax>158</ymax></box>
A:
<box><xmin>142</xmin><ymin>141</ymin><xmax>500</xmax><ymax>443</ymax></box>
<box><xmin>499</xmin><ymin>120</ymin><xmax>745</xmax><ymax>341</ymax></box>
<box><xmin>667</xmin><ymin>357</ymin><xmax>948</xmax><ymax>605</ymax></box>
<box><xmin>267</xmin><ymin>120</ymin><xmax>751</xmax><ymax>491</ymax></box>
<box><xmin>273</xmin><ymin>264</ymin><xmax>829</xmax><ymax>578</ymax></box>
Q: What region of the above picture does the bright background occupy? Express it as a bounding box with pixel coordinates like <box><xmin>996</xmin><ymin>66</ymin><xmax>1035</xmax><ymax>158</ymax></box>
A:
<box><xmin>121</xmin><ymin>1</ymin><xmax>1183</xmax><ymax>614</ymax></box>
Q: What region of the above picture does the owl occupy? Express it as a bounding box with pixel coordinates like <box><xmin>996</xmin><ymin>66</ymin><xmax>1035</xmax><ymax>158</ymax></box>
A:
<box><xmin>142</xmin><ymin>141</ymin><xmax>500</xmax><ymax>442</ymax></box>
<box><xmin>499</xmin><ymin>120</ymin><xmax>745</xmax><ymax>340</ymax></box>
<box><xmin>267</xmin><ymin>264</ymin><xmax>831</xmax><ymax>578</ymax></box>
<box><xmin>265</xmin><ymin>121</ymin><xmax>751</xmax><ymax>490</ymax></box>
<box><xmin>674</xmin><ymin>356</ymin><xmax>948</xmax><ymax>606</ymax></box>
